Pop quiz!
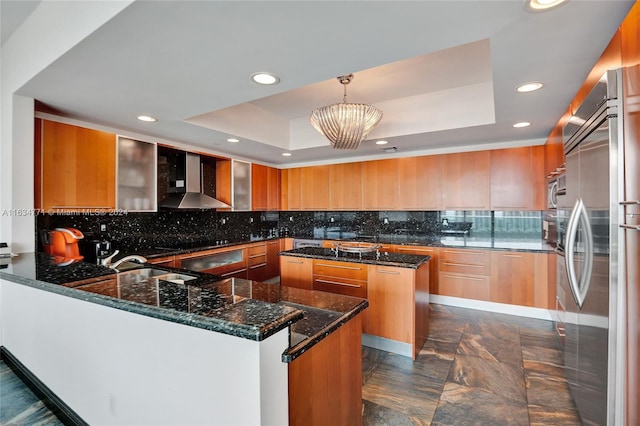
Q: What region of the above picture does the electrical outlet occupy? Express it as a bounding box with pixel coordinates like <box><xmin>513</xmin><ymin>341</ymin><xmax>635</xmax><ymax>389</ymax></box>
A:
<box><xmin>100</xmin><ymin>224</ymin><xmax>107</xmax><ymax>232</ymax></box>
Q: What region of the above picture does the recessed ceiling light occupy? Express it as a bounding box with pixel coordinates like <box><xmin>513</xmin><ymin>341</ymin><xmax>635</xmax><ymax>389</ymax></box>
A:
<box><xmin>251</xmin><ymin>72</ymin><xmax>280</xmax><ymax>85</ymax></box>
<box><xmin>226</xmin><ymin>138</ymin><xmax>240</xmax><ymax>143</ymax></box>
<box><xmin>524</xmin><ymin>0</ymin><xmax>568</xmax><ymax>13</ymax></box>
<box><xmin>513</xmin><ymin>122</ymin><xmax>531</xmax><ymax>128</ymax></box>
<box><xmin>137</xmin><ymin>115</ymin><xmax>157</xmax><ymax>122</ymax></box>
<box><xmin>282</xmin><ymin>152</ymin><xmax>292</xmax><ymax>157</ymax></box>
<box><xmin>376</xmin><ymin>140</ymin><xmax>388</xmax><ymax>145</ymax></box>
<box><xmin>516</xmin><ymin>82</ymin><xmax>544</xmax><ymax>93</ymax></box>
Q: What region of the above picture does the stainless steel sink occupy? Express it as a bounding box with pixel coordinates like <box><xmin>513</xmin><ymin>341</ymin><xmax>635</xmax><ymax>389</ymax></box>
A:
<box><xmin>117</xmin><ymin>268</ymin><xmax>197</xmax><ymax>284</ymax></box>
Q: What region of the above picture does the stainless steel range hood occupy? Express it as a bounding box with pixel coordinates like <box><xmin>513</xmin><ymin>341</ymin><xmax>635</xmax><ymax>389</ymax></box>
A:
<box><xmin>159</xmin><ymin>153</ymin><xmax>231</xmax><ymax>209</ymax></box>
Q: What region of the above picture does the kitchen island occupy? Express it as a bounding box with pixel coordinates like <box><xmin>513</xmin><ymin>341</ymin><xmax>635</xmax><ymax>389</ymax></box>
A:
<box><xmin>0</xmin><ymin>253</ymin><xmax>367</xmax><ymax>425</ymax></box>
<box><xmin>280</xmin><ymin>246</ymin><xmax>431</xmax><ymax>359</ymax></box>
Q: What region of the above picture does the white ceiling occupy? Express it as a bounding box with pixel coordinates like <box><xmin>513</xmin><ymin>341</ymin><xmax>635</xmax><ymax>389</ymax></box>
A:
<box><xmin>3</xmin><ymin>0</ymin><xmax>635</xmax><ymax>166</ymax></box>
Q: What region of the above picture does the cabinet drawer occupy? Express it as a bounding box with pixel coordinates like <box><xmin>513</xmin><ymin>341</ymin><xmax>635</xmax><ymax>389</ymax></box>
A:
<box><xmin>248</xmin><ymin>254</ymin><xmax>267</xmax><ymax>267</ymax></box>
<box><xmin>440</xmin><ymin>249</ymin><xmax>491</xmax><ymax>265</ymax></box>
<box><xmin>247</xmin><ymin>244</ymin><xmax>267</xmax><ymax>257</ymax></box>
<box><xmin>312</xmin><ymin>277</ymin><xmax>367</xmax><ymax>298</ymax></box>
<box><xmin>439</xmin><ymin>273</ymin><xmax>490</xmax><ymax>301</ymax></box>
<box><xmin>439</xmin><ymin>260</ymin><xmax>490</xmax><ymax>276</ymax></box>
<box><xmin>313</xmin><ymin>260</ymin><xmax>368</xmax><ymax>281</ymax></box>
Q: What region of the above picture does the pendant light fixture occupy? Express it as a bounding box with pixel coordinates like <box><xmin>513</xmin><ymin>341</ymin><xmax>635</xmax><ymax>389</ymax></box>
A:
<box><xmin>310</xmin><ymin>74</ymin><xmax>383</xmax><ymax>150</ymax></box>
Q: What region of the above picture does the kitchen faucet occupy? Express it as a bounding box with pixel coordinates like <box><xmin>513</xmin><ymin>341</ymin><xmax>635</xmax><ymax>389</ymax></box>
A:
<box><xmin>100</xmin><ymin>250</ymin><xmax>148</xmax><ymax>269</ymax></box>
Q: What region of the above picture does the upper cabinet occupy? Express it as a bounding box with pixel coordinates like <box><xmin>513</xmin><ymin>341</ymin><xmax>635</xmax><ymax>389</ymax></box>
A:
<box><xmin>490</xmin><ymin>146</ymin><xmax>545</xmax><ymax>210</ymax></box>
<box><xmin>362</xmin><ymin>159</ymin><xmax>398</xmax><ymax>210</ymax></box>
<box><xmin>441</xmin><ymin>151</ymin><xmax>490</xmax><ymax>210</ymax></box>
<box><xmin>397</xmin><ymin>156</ymin><xmax>441</xmax><ymax>210</ymax></box>
<box><xmin>286</xmin><ymin>167</ymin><xmax>302</xmax><ymax>210</ymax></box>
<box><xmin>36</xmin><ymin>119</ymin><xmax>116</xmax><ymax>210</ymax></box>
<box><xmin>329</xmin><ymin>162</ymin><xmax>362</xmax><ymax>210</ymax></box>
<box><xmin>251</xmin><ymin>164</ymin><xmax>280</xmax><ymax>211</ymax></box>
<box><xmin>117</xmin><ymin>137</ymin><xmax>156</xmax><ymax>211</ymax></box>
<box><xmin>300</xmin><ymin>165</ymin><xmax>330</xmax><ymax>210</ymax></box>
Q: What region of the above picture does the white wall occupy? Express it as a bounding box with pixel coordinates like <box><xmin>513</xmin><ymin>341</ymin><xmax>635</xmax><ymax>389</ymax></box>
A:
<box><xmin>0</xmin><ymin>1</ymin><xmax>134</xmax><ymax>252</ymax></box>
<box><xmin>0</xmin><ymin>278</ymin><xmax>289</xmax><ymax>425</ymax></box>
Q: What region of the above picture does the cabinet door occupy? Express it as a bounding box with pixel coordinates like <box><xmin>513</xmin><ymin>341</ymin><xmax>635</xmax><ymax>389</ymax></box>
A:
<box><xmin>441</xmin><ymin>151</ymin><xmax>490</xmax><ymax>209</ymax></box>
<box><xmin>266</xmin><ymin>166</ymin><xmax>280</xmax><ymax>210</ymax></box>
<box><xmin>232</xmin><ymin>160</ymin><xmax>251</xmax><ymax>211</ymax></box>
<box><xmin>247</xmin><ymin>243</ymin><xmax>268</xmax><ymax>281</ymax></box>
<box><xmin>251</xmin><ymin>163</ymin><xmax>268</xmax><ymax>210</ymax></box>
<box><xmin>300</xmin><ymin>165</ymin><xmax>330</xmax><ymax>209</ymax></box>
<box><xmin>439</xmin><ymin>273</ymin><xmax>491</xmax><ymax>301</ymax></box>
<box><xmin>40</xmin><ymin>120</ymin><xmax>116</xmax><ymax>210</ymax></box>
<box><xmin>397</xmin><ymin>156</ymin><xmax>441</xmax><ymax>210</ymax></box>
<box><xmin>287</xmin><ymin>168</ymin><xmax>302</xmax><ymax>210</ymax></box>
<box><xmin>280</xmin><ymin>257</ymin><xmax>313</xmax><ymax>289</ymax></box>
<box><xmin>490</xmin><ymin>251</ymin><xmax>535</xmax><ymax>306</ymax></box>
<box><xmin>329</xmin><ymin>162</ymin><xmax>362</xmax><ymax>210</ymax></box>
<box><xmin>117</xmin><ymin>137</ymin><xmax>156</xmax><ymax>211</ymax></box>
<box><xmin>366</xmin><ymin>265</ymin><xmax>414</xmax><ymax>343</ymax></box>
<box><xmin>394</xmin><ymin>245</ymin><xmax>439</xmax><ymax>295</ymax></box>
<box><xmin>265</xmin><ymin>239</ymin><xmax>281</xmax><ymax>279</ymax></box>
<box><xmin>362</xmin><ymin>159</ymin><xmax>398</xmax><ymax>210</ymax></box>
<box><xmin>490</xmin><ymin>147</ymin><xmax>545</xmax><ymax>210</ymax></box>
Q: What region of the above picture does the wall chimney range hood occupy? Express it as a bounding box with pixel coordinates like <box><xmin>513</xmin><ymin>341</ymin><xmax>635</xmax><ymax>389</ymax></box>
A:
<box><xmin>159</xmin><ymin>152</ymin><xmax>231</xmax><ymax>209</ymax></box>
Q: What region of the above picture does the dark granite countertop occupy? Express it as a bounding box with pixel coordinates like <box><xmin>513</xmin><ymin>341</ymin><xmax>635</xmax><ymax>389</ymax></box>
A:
<box><xmin>0</xmin><ymin>252</ymin><xmax>367</xmax><ymax>363</ymax></box>
<box><xmin>279</xmin><ymin>247</ymin><xmax>431</xmax><ymax>269</ymax></box>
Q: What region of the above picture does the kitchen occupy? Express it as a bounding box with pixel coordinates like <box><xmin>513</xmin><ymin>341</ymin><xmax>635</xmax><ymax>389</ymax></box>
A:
<box><xmin>2</xmin><ymin>3</ymin><xmax>640</xmax><ymax>424</ymax></box>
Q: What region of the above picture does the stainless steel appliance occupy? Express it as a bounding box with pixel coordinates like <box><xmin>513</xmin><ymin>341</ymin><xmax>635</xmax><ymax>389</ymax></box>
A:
<box><xmin>558</xmin><ymin>68</ymin><xmax>624</xmax><ymax>425</ymax></box>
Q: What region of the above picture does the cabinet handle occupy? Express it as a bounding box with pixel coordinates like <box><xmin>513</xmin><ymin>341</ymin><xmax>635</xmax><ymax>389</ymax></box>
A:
<box><xmin>286</xmin><ymin>260</ymin><xmax>304</xmax><ymax>264</ymax></box>
<box><xmin>619</xmin><ymin>200</ymin><xmax>640</xmax><ymax>205</ymax></box>
<box><xmin>620</xmin><ymin>224</ymin><xmax>640</xmax><ymax>231</ymax></box>
<box><xmin>441</xmin><ymin>262</ymin><xmax>484</xmax><ymax>268</ymax></box>
<box><xmin>221</xmin><ymin>268</ymin><xmax>247</xmax><ymax>277</ymax></box>
<box><xmin>315</xmin><ymin>279</ymin><xmax>361</xmax><ymax>288</ymax></box>
<box><xmin>442</xmin><ymin>274</ymin><xmax>485</xmax><ymax>282</ymax></box>
<box><xmin>249</xmin><ymin>263</ymin><xmax>267</xmax><ymax>269</ymax></box>
<box><xmin>398</xmin><ymin>248</ymin><xmax>432</xmax><ymax>253</ymax></box>
<box><xmin>376</xmin><ymin>269</ymin><xmax>400</xmax><ymax>275</ymax></box>
<box><xmin>249</xmin><ymin>254</ymin><xmax>266</xmax><ymax>258</ymax></box>
<box><xmin>502</xmin><ymin>254</ymin><xmax>523</xmax><ymax>258</ymax></box>
<box><xmin>315</xmin><ymin>263</ymin><xmax>362</xmax><ymax>271</ymax></box>
<box><xmin>443</xmin><ymin>250</ymin><xmax>484</xmax><ymax>256</ymax></box>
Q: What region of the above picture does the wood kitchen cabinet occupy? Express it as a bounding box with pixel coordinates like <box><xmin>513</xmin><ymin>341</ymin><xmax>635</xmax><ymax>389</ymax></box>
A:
<box><xmin>280</xmin><ymin>257</ymin><xmax>313</xmax><ymax>290</ymax></box>
<box><xmin>265</xmin><ymin>239</ymin><xmax>281</xmax><ymax>279</ymax></box>
<box><xmin>490</xmin><ymin>146</ymin><xmax>545</xmax><ymax>210</ymax></box>
<box><xmin>366</xmin><ymin>263</ymin><xmax>430</xmax><ymax>359</ymax></box>
<box><xmin>312</xmin><ymin>259</ymin><xmax>368</xmax><ymax>298</ymax></box>
<box><xmin>247</xmin><ymin>242</ymin><xmax>268</xmax><ymax>282</ymax></box>
<box><xmin>329</xmin><ymin>162</ymin><xmax>362</xmax><ymax>210</ymax></box>
<box><xmin>441</xmin><ymin>151</ymin><xmax>490</xmax><ymax>210</ymax></box>
<box><xmin>36</xmin><ymin>119</ymin><xmax>116</xmax><ymax>210</ymax></box>
<box><xmin>362</xmin><ymin>159</ymin><xmax>398</xmax><ymax>210</ymax></box>
<box><xmin>146</xmin><ymin>255</ymin><xmax>177</xmax><ymax>268</ymax></box>
<box><xmin>286</xmin><ymin>167</ymin><xmax>302</xmax><ymax>210</ymax></box>
<box><xmin>251</xmin><ymin>164</ymin><xmax>280</xmax><ymax>211</ymax></box>
<box><xmin>490</xmin><ymin>251</ymin><xmax>548</xmax><ymax>308</ymax></box>
<box><xmin>393</xmin><ymin>245</ymin><xmax>439</xmax><ymax>295</ymax></box>
<box><xmin>438</xmin><ymin>248</ymin><xmax>491</xmax><ymax>301</ymax></box>
<box><xmin>300</xmin><ymin>165</ymin><xmax>330</xmax><ymax>210</ymax></box>
<box><xmin>397</xmin><ymin>156</ymin><xmax>441</xmax><ymax>210</ymax></box>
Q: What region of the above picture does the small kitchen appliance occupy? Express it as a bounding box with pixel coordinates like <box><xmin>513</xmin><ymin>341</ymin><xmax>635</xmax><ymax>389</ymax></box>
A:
<box><xmin>44</xmin><ymin>228</ymin><xmax>84</xmax><ymax>261</ymax></box>
<box><xmin>80</xmin><ymin>237</ymin><xmax>113</xmax><ymax>264</ymax></box>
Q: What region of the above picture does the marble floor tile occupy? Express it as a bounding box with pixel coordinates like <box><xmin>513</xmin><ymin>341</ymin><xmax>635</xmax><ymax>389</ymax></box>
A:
<box><xmin>525</xmin><ymin>375</ymin><xmax>576</xmax><ymax>410</ymax></box>
<box><xmin>522</xmin><ymin>345</ymin><xmax>564</xmax><ymax>367</ymax></box>
<box><xmin>524</xmin><ymin>359</ymin><xmax>568</xmax><ymax>381</ymax></box>
<box><xmin>431</xmin><ymin>382</ymin><xmax>530</xmax><ymax>426</ymax></box>
<box><xmin>363</xmin><ymin>346</ymin><xmax>389</xmax><ymax>385</ymax></box>
<box><xmin>447</xmin><ymin>354</ymin><xmax>527</xmax><ymax>403</ymax></box>
<box><xmin>457</xmin><ymin>330</ymin><xmax>524</xmax><ymax>367</ymax></box>
<box><xmin>528</xmin><ymin>404</ymin><xmax>582</xmax><ymax>425</ymax></box>
<box><xmin>363</xmin><ymin>399</ymin><xmax>428</xmax><ymax>426</ymax></box>
<box><xmin>520</xmin><ymin>328</ymin><xmax>561</xmax><ymax>351</ymax></box>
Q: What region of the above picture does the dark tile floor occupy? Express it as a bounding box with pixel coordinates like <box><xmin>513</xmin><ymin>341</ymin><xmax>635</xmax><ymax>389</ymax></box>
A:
<box><xmin>362</xmin><ymin>304</ymin><xmax>582</xmax><ymax>425</ymax></box>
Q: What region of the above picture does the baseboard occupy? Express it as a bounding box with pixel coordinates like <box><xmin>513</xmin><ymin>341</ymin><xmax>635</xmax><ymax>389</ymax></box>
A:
<box><xmin>430</xmin><ymin>295</ymin><xmax>554</xmax><ymax>321</ymax></box>
<box><xmin>362</xmin><ymin>334</ymin><xmax>413</xmax><ymax>358</ymax></box>
<box><xmin>0</xmin><ymin>346</ymin><xmax>88</xmax><ymax>426</ymax></box>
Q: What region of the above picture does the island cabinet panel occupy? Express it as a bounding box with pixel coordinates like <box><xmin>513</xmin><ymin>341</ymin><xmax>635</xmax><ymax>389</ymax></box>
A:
<box><xmin>247</xmin><ymin>242</ymin><xmax>268</xmax><ymax>282</ymax></box>
<box><xmin>393</xmin><ymin>245</ymin><xmax>439</xmax><ymax>294</ymax></box>
<box><xmin>397</xmin><ymin>156</ymin><xmax>442</xmax><ymax>210</ymax></box>
<box><xmin>329</xmin><ymin>162</ymin><xmax>363</xmax><ymax>209</ymax></box>
<box><xmin>438</xmin><ymin>248</ymin><xmax>491</xmax><ymax>301</ymax></box>
<box><xmin>300</xmin><ymin>165</ymin><xmax>330</xmax><ymax>209</ymax></box>
<box><xmin>287</xmin><ymin>167</ymin><xmax>302</xmax><ymax>210</ymax></box>
<box><xmin>37</xmin><ymin>119</ymin><xmax>116</xmax><ymax>210</ymax></box>
<box><xmin>441</xmin><ymin>151</ymin><xmax>490</xmax><ymax>210</ymax></box>
<box><xmin>265</xmin><ymin>239</ymin><xmax>281</xmax><ymax>279</ymax></box>
<box><xmin>362</xmin><ymin>159</ymin><xmax>399</xmax><ymax>209</ymax></box>
<box><xmin>312</xmin><ymin>259</ymin><xmax>368</xmax><ymax>298</ymax></box>
<box><xmin>490</xmin><ymin>146</ymin><xmax>546</xmax><ymax>210</ymax></box>
<box><xmin>288</xmin><ymin>313</ymin><xmax>363</xmax><ymax>426</ymax></box>
<box><xmin>366</xmin><ymin>263</ymin><xmax>430</xmax><ymax>359</ymax></box>
<box><xmin>279</xmin><ymin>257</ymin><xmax>313</xmax><ymax>290</ymax></box>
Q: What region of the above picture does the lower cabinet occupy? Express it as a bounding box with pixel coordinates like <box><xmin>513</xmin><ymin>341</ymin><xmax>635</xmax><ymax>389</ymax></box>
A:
<box><xmin>312</xmin><ymin>260</ymin><xmax>367</xmax><ymax>298</ymax></box>
<box><xmin>247</xmin><ymin>243</ymin><xmax>268</xmax><ymax>282</ymax></box>
<box><xmin>438</xmin><ymin>248</ymin><xmax>491</xmax><ymax>301</ymax></box>
<box><xmin>280</xmin><ymin>257</ymin><xmax>313</xmax><ymax>290</ymax></box>
<box><xmin>265</xmin><ymin>239</ymin><xmax>281</xmax><ymax>279</ymax></box>
<box><xmin>146</xmin><ymin>255</ymin><xmax>176</xmax><ymax>268</ymax></box>
<box><xmin>393</xmin><ymin>245</ymin><xmax>439</xmax><ymax>295</ymax></box>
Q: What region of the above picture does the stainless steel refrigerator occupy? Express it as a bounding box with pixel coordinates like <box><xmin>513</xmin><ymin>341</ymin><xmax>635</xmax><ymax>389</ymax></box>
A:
<box><xmin>557</xmin><ymin>68</ymin><xmax>624</xmax><ymax>425</ymax></box>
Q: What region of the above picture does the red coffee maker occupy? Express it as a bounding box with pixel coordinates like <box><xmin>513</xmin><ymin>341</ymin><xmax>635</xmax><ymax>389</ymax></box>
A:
<box><xmin>43</xmin><ymin>228</ymin><xmax>84</xmax><ymax>262</ymax></box>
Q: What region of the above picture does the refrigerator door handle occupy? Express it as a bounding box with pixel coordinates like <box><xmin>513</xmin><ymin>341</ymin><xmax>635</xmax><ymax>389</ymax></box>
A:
<box><xmin>565</xmin><ymin>198</ymin><xmax>594</xmax><ymax>309</ymax></box>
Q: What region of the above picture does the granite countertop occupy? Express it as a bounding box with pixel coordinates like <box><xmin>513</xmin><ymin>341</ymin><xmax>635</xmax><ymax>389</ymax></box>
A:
<box><xmin>0</xmin><ymin>252</ymin><xmax>367</xmax><ymax>363</ymax></box>
<box><xmin>279</xmin><ymin>247</ymin><xmax>431</xmax><ymax>269</ymax></box>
